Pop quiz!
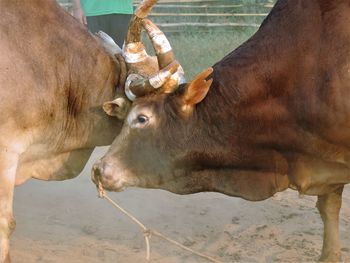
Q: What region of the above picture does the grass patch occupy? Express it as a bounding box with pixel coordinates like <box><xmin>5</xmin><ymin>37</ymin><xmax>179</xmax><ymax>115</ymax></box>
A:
<box><xmin>143</xmin><ymin>28</ymin><xmax>257</xmax><ymax>79</ymax></box>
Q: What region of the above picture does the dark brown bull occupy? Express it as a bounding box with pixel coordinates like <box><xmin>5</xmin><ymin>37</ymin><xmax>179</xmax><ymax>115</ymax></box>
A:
<box><xmin>0</xmin><ymin>0</ymin><xmax>173</xmax><ymax>261</ymax></box>
<box><xmin>93</xmin><ymin>0</ymin><xmax>350</xmax><ymax>261</ymax></box>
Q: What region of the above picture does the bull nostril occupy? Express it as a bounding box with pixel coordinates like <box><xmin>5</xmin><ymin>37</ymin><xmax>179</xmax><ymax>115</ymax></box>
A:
<box><xmin>92</xmin><ymin>164</ymin><xmax>104</xmax><ymax>184</ymax></box>
<box><xmin>93</xmin><ymin>164</ymin><xmax>102</xmax><ymax>176</ymax></box>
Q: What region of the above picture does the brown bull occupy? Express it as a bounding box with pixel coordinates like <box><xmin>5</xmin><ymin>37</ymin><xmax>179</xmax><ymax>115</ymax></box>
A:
<box><xmin>0</xmin><ymin>0</ymin><xmax>175</xmax><ymax>261</ymax></box>
<box><xmin>93</xmin><ymin>0</ymin><xmax>350</xmax><ymax>261</ymax></box>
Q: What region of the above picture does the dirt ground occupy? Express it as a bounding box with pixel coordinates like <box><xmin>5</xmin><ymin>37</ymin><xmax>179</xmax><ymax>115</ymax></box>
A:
<box><xmin>11</xmin><ymin>147</ymin><xmax>350</xmax><ymax>263</ymax></box>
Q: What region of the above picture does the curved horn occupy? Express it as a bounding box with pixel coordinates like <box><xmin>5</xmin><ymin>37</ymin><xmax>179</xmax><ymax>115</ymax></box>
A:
<box><xmin>123</xmin><ymin>0</ymin><xmax>158</xmax><ymax>65</ymax></box>
<box><xmin>123</xmin><ymin>0</ymin><xmax>185</xmax><ymax>100</ymax></box>
<box><xmin>142</xmin><ymin>19</ymin><xmax>186</xmax><ymax>92</ymax></box>
<box><xmin>95</xmin><ymin>31</ymin><xmax>122</xmax><ymax>57</ymax></box>
<box><xmin>135</xmin><ymin>0</ymin><xmax>158</xmax><ymax>19</ymax></box>
<box><xmin>142</xmin><ymin>19</ymin><xmax>175</xmax><ymax>69</ymax></box>
<box><xmin>123</xmin><ymin>17</ymin><xmax>148</xmax><ymax>65</ymax></box>
<box><xmin>115</xmin><ymin>54</ymin><xmax>127</xmax><ymax>90</ymax></box>
<box><xmin>126</xmin><ymin>61</ymin><xmax>179</xmax><ymax>100</ymax></box>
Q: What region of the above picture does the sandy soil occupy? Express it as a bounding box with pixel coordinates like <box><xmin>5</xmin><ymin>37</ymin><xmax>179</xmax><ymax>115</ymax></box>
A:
<box><xmin>11</xmin><ymin>147</ymin><xmax>350</xmax><ymax>263</ymax></box>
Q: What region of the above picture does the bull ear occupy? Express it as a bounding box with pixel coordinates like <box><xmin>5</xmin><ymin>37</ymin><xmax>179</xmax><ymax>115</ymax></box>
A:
<box><xmin>103</xmin><ymin>97</ymin><xmax>130</xmax><ymax>119</ymax></box>
<box><xmin>181</xmin><ymin>67</ymin><xmax>213</xmax><ymax>114</ymax></box>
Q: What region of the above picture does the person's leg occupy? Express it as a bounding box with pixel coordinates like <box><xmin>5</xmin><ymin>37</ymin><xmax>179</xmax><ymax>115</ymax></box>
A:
<box><xmin>86</xmin><ymin>14</ymin><xmax>132</xmax><ymax>47</ymax></box>
<box><xmin>106</xmin><ymin>14</ymin><xmax>132</xmax><ymax>47</ymax></box>
<box><xmin>86</xmin><ymin>15</ymin><xmax>100</xmax><ymax>36</ymax></box>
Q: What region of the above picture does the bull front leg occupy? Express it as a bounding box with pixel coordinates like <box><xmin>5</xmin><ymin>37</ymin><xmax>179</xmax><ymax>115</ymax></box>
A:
<box><xmin>316</xmin><ymin>186</ymin><xmax>343</xmax><ymax>262</ymax></box>
<box><xmin>0</xmin><ymin>152</ymin><xmax>18</xmax><ymax>263</ymax></box>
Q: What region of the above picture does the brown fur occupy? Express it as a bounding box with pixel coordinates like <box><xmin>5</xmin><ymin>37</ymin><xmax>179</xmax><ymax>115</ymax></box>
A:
<box><xmin>0</xmin><ymin>0</ymin><xmax>126</xmax><ymax>261</ymax></box>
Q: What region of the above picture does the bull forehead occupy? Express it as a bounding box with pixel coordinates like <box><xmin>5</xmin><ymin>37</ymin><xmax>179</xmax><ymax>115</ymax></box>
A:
<box><xmin>128</xmin><ymin>94</ymin><xmax>167</xmax><ymax>117</ymax></box>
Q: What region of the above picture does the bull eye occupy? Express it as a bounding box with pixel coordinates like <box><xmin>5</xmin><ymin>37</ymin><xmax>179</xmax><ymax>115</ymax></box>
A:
<box><xmin>128</xmin><ymin>110</ymin><xmax>152</xmax><ymax>129</ymax></box>
<box><xmin>137</xmin><ymin>114</ymin><xmax>148</xmax><ymax>125</ymax></box>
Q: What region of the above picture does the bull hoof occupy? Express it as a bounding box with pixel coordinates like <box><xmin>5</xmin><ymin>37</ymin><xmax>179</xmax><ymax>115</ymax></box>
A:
<box><xmin>319</xmin><ymin>252</ymin><xmax>341</xmax><ymax>262</ymax></box>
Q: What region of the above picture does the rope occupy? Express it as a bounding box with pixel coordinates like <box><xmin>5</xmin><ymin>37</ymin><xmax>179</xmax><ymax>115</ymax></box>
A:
<box><xmin>99</xmin><ymin>187</ymin><xmax>151</xmax><ymax>260</ymax></box>
<box><xmin>97</xmin><ymin>182</ymin><xmax>224</xmax><ymax>263</ymax></box>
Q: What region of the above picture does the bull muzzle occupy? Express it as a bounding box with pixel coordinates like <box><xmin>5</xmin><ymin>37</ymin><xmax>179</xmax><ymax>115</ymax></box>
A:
<box><xmin>91</xmin><ymin>160</ymin><xmax>128</xmax><ymax>192</ymax></box>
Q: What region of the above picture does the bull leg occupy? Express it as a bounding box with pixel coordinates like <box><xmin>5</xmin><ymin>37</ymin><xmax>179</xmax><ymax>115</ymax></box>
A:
<box><xmin>0</xmin><ymin>152</ymin><xmax>18</xmax><ymax>263</ymax></box>
<box><xmin>316</xmin><ymin>186</ymin><xmax>343</xmax><ymax>262</ymax></box>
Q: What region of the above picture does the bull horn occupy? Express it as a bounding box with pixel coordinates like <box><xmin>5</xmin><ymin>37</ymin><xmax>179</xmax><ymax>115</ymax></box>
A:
<box><xmin>123</xmin><ymin>0</ymin><xmax>158</xmax><ymax>64</ymax></box>
<box><xmin>95</xmin><ymin>31</ymin><xmax>122</xmax><ymax>57</ymax></box>
<box><xmin>142</xmin><ymin>19</ymin><xmax>186</xmax><ymax>92</ymax></box>
<box><xmin>126</xmin><ymin>61</ymin><xmax>179</xmax><ymax>100</ymax></box>
<box><xmin>123</xmin><ymin>17</ymin><xmax>148</xmax><ymax>64</ymax></box>
<box><xmin>142</xmin><ymin>19</ymin><xmax>175</xmax><ymax>69</ymax></box>
<box><xmin>135</xmin><ymin>0</ymin><xmax>158</xmax><ymax>19</ymax></box>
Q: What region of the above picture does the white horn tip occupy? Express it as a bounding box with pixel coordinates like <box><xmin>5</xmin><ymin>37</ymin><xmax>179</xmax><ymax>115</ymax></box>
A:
<box><xmin>96</xmin><ymin>31</ymin><xmax>122</xmax><ymax>55</ymax></box>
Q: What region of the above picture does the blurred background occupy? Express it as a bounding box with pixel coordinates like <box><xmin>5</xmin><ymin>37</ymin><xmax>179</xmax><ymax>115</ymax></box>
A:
<box><xmin>58</xmin><ymin>0</ymin><xmax>275</xmax><ymax>79</ymax></box>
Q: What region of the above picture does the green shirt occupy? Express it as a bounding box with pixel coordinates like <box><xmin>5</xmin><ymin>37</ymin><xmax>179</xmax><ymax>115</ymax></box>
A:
<box><xmin>81</xmin><ymin>0</ymin><xmax>133</xmax><ymax>16</ymax></box>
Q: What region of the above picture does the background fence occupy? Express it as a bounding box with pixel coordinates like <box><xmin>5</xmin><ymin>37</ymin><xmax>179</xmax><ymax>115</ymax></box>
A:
<box><xmin>59</xmin><ymin>0</ymin><xmax>275</xmax><ymax>33</ymax></box>
<box><xmin>58</xmin><ymin>0</ymin><xmax>276</xmax><ymax>78</ymax></box>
